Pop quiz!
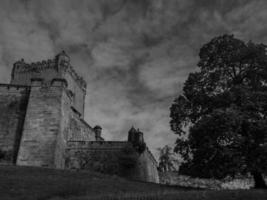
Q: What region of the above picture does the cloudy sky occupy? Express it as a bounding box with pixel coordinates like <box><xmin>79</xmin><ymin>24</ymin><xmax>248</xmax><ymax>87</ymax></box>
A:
<box><xmin>0</xmin><ymin>0</ymin><xmax>267</xmax><ymax>158</ymax></box>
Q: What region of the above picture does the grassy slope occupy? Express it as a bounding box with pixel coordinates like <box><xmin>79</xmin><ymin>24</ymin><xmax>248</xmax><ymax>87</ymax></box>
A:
<box><xmin>0</xmin><ymin>165</ymin><xmax>179</xmax><ymax>200</ymax></box>
<box><xmin>0</xmin><ymin>166</ymin><xmax>267</xmax><ymax>200</ymax></box>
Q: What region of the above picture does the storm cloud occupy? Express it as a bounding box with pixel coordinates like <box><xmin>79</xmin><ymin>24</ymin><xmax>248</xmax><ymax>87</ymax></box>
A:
<box><xmin>0</xmin><ymin>0</ymin><xmax>267</xmax><ymax>158</ymax></box>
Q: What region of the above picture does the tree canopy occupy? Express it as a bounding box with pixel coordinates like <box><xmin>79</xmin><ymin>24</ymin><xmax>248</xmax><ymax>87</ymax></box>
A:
<box><xmin>170</xmin><ymin>34</ymin><xmax>267</xmax><ymax>188</ymax></box>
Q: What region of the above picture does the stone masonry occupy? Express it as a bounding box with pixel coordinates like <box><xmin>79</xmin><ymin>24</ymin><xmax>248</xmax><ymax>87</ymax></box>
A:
<box><xmin>0</xmin><ymin>51</ymin><xmax>159</xmax><ymax>183</ymax></box>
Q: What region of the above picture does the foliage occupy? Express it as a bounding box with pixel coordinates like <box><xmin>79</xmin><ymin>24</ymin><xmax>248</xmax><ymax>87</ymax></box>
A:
<box><xmin>158</xmin><ymin>145</ymin><xmax>179</xmax><ymax>172</ymax></box>
<box><xmin>170</xmin><ymin>34</ymin><xmax>267</xmax><ymax>188</ymax></box>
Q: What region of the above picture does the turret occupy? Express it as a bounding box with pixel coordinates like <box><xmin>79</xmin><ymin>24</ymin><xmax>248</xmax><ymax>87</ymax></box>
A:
<box><xmin>94</xmin><ymin>125</ymin><xmax>103</xmax><ymax>141</ymax></box>
<box><xmin>55</xmin><ymin>50</ymin><xmax>70</xmax><ymax>70</ymax></box>
<box><xmin>128</xmin><ymin>126</ymin><xmax>146</xmax><ymax>153</ymax></box>
<box><xmin>128</xmin><ymin>127</ymin><xmax>145</xmax><ymax>146</ymax></box>
<box><xmin>128</xmin><ymin>126</ymin><xmax>137</xmax><ymax>143</ymax></box>
<box><xmin>136</xmin><ymin>129</ymin><xmax>144</xmax><ymax>144</ymax></box>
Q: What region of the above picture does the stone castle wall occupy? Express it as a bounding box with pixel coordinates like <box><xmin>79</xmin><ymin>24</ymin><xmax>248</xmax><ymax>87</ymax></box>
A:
<box><xmin>16</xmin><ymin>80</ymin><xmax>65</xmax><ymax>167</ymax></box>
<box><xmin>54</xmin><ymin>90</ymin><xmax>96</xmax><ymax>168</ymax></box>
<box><xmin>65</xmin><ymin>141</ymin><xmax>159</xmax><ymax>183</ymax></box>
<box><xmin>63</xmin><ymin>70</ymin><xmax>85</xmax><ymax>117</ymax></box>
<box><xmin>0</xmin><ymin>84</ymin><xmax>30</xmax><ymax>164</ymax></box>
<box><xmin>65</xmin><ymin>141</ymin><xmax>129</xmax><ymax>174</ymax></box>
<box><xmin>134</xmin><ymin>148</ymin><xmax>159</xmax><ymax>183</ymax></box>
<box><xmin>66</xmin><ymin>112</ymin><xmax>96</xmax><ymax>142</ymax></box>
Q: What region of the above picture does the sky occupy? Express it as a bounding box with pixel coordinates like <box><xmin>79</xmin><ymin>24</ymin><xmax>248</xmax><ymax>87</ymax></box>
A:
<box><xmin>0</xmin><ymin>0</ymin><xmax>267</xmax><ymax>159</ymax></box>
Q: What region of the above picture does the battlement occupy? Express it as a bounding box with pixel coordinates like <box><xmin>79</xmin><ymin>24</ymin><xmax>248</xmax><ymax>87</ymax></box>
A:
<box><xmin>67</xmin><ymin>65</ymin><xmax>87</xmax><ymax>91</ymax></box>
<box><xmin>10</xmin><ymin>51</ymin><xmax>87</xmax><ymax>117</ymax></box>
<box><xmin>66</xmin><ymin>141</ymin><xmax>129</xmax><ymax>150</ymax></box>
<box><xmin>11</xmin><ymin>51</ymin><xmax>87</xmax><ymax>91</ymax></box>
<box><xmin>0</xmin><ymin>84</ymin><xmax>30</xmax><ymax>93</ymax></box>
<box><xmin>12</xmin><ymin>58</ymin><xmax>57</xmax><ymax>77</ymax></box>
<box><xmin>29</xmin><ymin>78</ymin><xmax>68</xmax><ymax>88</ymax></box>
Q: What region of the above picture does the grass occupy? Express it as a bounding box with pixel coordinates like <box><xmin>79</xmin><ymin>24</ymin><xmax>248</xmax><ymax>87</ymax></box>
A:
<box><xmin>72</xmin><ymin>190</ymin><xmax>267</xmax><ymax>200</ymax></box>
<box><xmin>0</xmin><ymin>166</ymin><xmax>266</xmax><ymax>200</ymax></box>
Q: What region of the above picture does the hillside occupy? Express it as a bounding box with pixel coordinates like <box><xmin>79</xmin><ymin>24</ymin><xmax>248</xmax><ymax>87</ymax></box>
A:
<box><xmin>0</xmin><ymin>165</ymin><xmax>179</xmax><ymax>200</ymax></box>
<box><xmin>0</xmin><ymin>166</ymin><xmax>267</xmax><ymax>200</ymax></box>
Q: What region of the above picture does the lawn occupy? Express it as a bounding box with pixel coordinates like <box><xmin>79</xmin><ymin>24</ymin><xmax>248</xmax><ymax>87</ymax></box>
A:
<box><xmin>0</xmin><ymin>166</ymin><xmax>266</xmax><ymax>200</ymax></box>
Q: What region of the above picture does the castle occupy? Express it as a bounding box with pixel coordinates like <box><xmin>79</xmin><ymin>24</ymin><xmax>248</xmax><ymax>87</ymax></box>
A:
<box><xmin>0</xmin><ymin>51</ymin><xmax>159</xmax><ymax>183</ymax></box>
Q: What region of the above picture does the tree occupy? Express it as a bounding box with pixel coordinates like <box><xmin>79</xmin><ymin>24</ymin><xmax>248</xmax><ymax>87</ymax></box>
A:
<box><xmin>170</xmin><ymin>34</ymin><xmax>267</xmax><ymax>188</ymax></box>
<box><xmin>158</xmin><ymin>145</ymin><xmax>179</xmax><ymax>172</ymax></box>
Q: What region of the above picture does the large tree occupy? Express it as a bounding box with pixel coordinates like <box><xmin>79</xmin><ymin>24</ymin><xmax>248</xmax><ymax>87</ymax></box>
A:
<box><xmin>170</xmin><ymin>35</ymin><xmax>267</xmax><ymax>188</ymax></box>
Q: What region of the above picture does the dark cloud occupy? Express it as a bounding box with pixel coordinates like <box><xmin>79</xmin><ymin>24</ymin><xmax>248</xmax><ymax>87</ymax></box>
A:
<box><xmin>0</xmin><ymin>0</ymin><xmax>267</xmax><ymax>158</ymax></box>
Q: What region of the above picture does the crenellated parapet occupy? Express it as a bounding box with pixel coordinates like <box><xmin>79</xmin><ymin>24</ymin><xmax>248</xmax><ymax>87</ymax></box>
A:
<box><xmin>12</xmin><ymin>58</ymin><xmax>57</xmax><ymax>78</ymax></box>
<box><xmin>66</xmin><ymin>141</ymin><xmax>129</xmax><ymax>150</ymax></box>
<box><xmin>55</xmin><ymin>51</ymin><xmax>87</xmax><ymax>91</ymax></box>
<box><xmin>0</xmin><ymin>83</ymin><xmax>31</xmax><ymax>94</ymax></box>
<box><xmin>30</xmin><ymin>78</ymin><xmax>68</xmax><ymax>88</ymax></box>
<box><xmin>11</xmin><ymin>51</ymin><xmax>87</xmax><ymax>91</ymax></box>
<box><xmin>67</xmin><ymin>64</ymin><xmax>87</xmax><ymax>91</ymax></box>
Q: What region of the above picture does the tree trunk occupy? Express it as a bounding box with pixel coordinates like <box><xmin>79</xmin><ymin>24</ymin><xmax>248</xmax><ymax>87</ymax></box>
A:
<box><xmin>252</xmin><ymin>171</ymin><xmax>267</xmax><ymax>189</ymax></box>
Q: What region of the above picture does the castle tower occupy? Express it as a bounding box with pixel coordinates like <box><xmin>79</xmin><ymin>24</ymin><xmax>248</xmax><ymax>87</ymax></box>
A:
<box><xmin>11</xmin><ymin>51</ymin><xmax>86</xmax><ymax>117</ymax></box>
<box><xmin>14</xmin><ymin>51</ymin><xmax>88</xmax><ymax>168</ymax></box>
